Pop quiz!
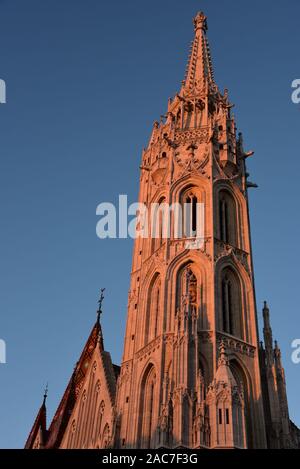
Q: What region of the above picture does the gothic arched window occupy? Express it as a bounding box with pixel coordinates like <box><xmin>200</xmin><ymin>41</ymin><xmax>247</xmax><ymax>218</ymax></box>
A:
<box><xmin>221</xmin><ymin>277</ymin><xmax>233</xmax><ymax>335</ymax></box>
<box><xmin>145</xmin><ymin>274</ymin><xmax>161</xmax><ymax>344</ymax></box>
<box><xmin>218</xmin><ymin>190</ymin><xmax>238</xmax><ymax>246</ymax></box>
<box><xmin>74</xmin><ymin>389</ymin><xmax>87</xmax><ymax>448</ymax></box>
<box><xmin>137</xmin><ymin>365</ymin><xmax>157</xmax><ymax>448</ymax></box>
<box><xmin>87</xmin><ymin>380</ymin><xmax>100</xmax><ymax>445</ymax></box>
<box><xmin>101</xmin><ymin>424</ymin><xmax>110</xmax><ymax>448</ymax></box>
<box><xmin>151</xmin><ymin>197</ymin><xmax>167</xmax><ymax>253</ymax></box>
<box><xmin>95</xmin><ymin>401</ymin><xmax>105</xmax><ymax>443</ymax></box>
<box><xmin>230</xmin><ymin>360</ymin><xmax>251</xmax><ymax>448</ymax></box>
<box><xmin>179</xmin><ymin>187</ymin><xmax>202</xmax><ymax>240</ymax></box>
<box><xmin>80</xmin><ymin>368</ymin><xmax>97</xmax><ymax>448</ymax></box>
<box><xmin>184</xmin><ymin>192</ymin><xmax>198</xmax><ymax>238</ymax></box>
<box><xmin>220</xmin><ymin>268</ymin><xmax>243</xmax><ymax>339</ymax></box>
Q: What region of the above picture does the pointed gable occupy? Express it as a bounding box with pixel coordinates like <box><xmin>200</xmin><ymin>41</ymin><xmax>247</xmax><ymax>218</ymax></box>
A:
<box><xmin>25</xmin><ymin>314</ymin><xmax>120</xmax><ymax>449</ymax></box>
<box><xmin>59</xmin><ymin>339</ymin><xmax>118</xmax><ymax>448</ymax></box>
<box><xmin>44</xmin><ymin>321</ymin><xmax>101</xmax><ymax>448</ymax></box>
<box><xmin>25</xmin><ymin>398</ymin><xmax>47</xmax><ymax>449</ymax></box>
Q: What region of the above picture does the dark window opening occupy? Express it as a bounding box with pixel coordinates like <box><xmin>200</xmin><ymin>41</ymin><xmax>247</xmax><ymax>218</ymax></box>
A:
<box><xmin>222</xmin><ymin>278</ymin><xmax>233</xmax><ymax>335</ymax></box>
<box><xmin>184</xmin><ymin>194</ymin><xmax>198</xmax><ymax>237</ymax></box>
<box><xmin>219</xmin><ymin>409</ymin><xmax>222</xmax><ymax>425</ymax></box>
<box><xmin>222</xmin><ymin>280</ymin><xmax>228</xmax><ymax>333</ymax></box>
<box><xmin>192</xmin><ymin>196</ymin><xmax>197</xmax><ymax>233</ymax></box>
<box><xmin>219</xmin><ymin>199</ymin><xmax>229</xmax><ymax>244</ymax></box>
<box><xmin>226</xmin><ymin>408</ymin><xmax>230</xmax><ymax>425</ymax></box>
<box><xmin>224</xmin><ymin>202</ymin><xmax>229</xmax><ymax>242</ymax></box>
<box><xmin>227</xmin><ymin>282</ymin><xmax>233</xmax><ymax>335</ymax></box>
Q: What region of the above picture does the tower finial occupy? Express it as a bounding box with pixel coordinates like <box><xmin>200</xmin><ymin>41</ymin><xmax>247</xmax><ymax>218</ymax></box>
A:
<box><xmin>193</xmin><ymin>11</ymin><xmax>208</xmax><ymax>33</ymax></box>
<box><xmin>97</xmin><ymin>288</ymin><xmax>105</xmax><ymax>323</ymax></box>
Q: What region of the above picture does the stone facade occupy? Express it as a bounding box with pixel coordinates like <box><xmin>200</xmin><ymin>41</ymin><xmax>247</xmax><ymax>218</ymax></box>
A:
<box><xmin>25</xmin><ymin>11</ymin><xmax>300</xmax><ymax>449</ymax></box>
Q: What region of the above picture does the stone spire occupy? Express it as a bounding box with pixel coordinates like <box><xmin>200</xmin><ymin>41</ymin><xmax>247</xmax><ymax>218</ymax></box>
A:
<box><xmin>262</xmin><ymin>301</ymin><xmax>274</xmax><ymax>365</ymax></box>
<box><xmin>182</xmin><ymin>11</ymin><xmax>215</xmax><ymax>93</ymax></box>
<box><xmin>260</xmin><ymin>304</ymin><xmax>293</xmax><ymax>448</ymax></box>
<box><xmin>274</xmin><ymin>340</ymin><xmax>282</xmax><ymax>369</ymax></box>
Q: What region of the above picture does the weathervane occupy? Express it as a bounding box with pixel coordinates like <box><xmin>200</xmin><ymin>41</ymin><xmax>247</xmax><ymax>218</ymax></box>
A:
<box><xmin>43</xmin><ymin>382</ymin><xmax>48</xmax><ymax>405</ymax></box>
<box><xmin>97</xmin><ymin>288</ymin><xmax>105</xmax><ymax>323</ymax></box>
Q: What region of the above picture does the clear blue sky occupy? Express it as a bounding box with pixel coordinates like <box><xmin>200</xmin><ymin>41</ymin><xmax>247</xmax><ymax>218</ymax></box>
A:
<box><xmin>0</xmin><ymin>0</ymin><xmax>299</xmax><ymax>448</ymax></box>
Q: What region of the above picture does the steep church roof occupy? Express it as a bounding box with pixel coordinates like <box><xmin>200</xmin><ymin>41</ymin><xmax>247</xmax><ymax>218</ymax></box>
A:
<box><xmin>25</xmin><ymin>308</ymin><xmax>119</xmax><ymax>449</ymax></box>
<box><xmin>45</xmin><ymin>320</ymin><xmax>102</xmax><ymax>448</ymax></box>
<box><xmin>24</xmin><ymin>390</ymin><xmax>47</xmax><ymax>449</ymax></box>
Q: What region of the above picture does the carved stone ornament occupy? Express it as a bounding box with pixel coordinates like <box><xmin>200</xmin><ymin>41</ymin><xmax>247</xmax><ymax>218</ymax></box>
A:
<box><xmin>174</xmin><ymin>127</ymin><xmax>209</xmax><ymax>146</ymax></box>
<box><xmin>175</xmin><ymin>143</ymin><xmax>209</xmax><ymax>177</ymax></box>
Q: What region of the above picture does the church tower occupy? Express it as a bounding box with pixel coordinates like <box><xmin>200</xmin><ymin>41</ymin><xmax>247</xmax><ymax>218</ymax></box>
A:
<box><xmin>25</xmin><ymin>10</ymin><xmax>300</xmax><ymax>451</ymax></box>
<box><xmin>115</xmin><ymin>11</ymin><xmax>267</xmax><ymax>449</ymax></box>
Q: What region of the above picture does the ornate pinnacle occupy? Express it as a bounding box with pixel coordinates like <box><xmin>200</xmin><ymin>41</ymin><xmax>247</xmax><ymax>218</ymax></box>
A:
<box><xmin>193</xmin><ymin>12</ymin><xmax>208</xmax><ymax>33</ymax></box>
<box><xmin>274</xmin><ymin>340</ymin><xmax>282</xmax><ymax>367</ymax></box>
<box><xmin>218</xmin><ymin>339</ymin><xmax>229</xmax><ymax>366</ymax></box>
<box><xmin>263</xmin><ymin>301</ymin><xmax>271</xmax><ymax>329</ymax></box>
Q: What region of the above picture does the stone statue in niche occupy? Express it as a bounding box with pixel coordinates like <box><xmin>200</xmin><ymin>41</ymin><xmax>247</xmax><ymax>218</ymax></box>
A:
<box><xmin>187</xmin><ymin>268</ymin><xmax>198</xmax><ymax>306</ymax></box>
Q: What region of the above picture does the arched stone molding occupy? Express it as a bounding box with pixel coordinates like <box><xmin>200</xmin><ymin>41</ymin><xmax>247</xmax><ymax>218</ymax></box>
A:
<box><xmin>215</xmin><ymin>255</ymin><xmax>256</xmax><ymax>344</ymax></box>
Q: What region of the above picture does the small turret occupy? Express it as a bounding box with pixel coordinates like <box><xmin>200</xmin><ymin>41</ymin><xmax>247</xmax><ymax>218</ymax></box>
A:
<box><xmin>206</xmin><ymin>341</ymin><xmax>246</xmax><ymax>448</ymax></box>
